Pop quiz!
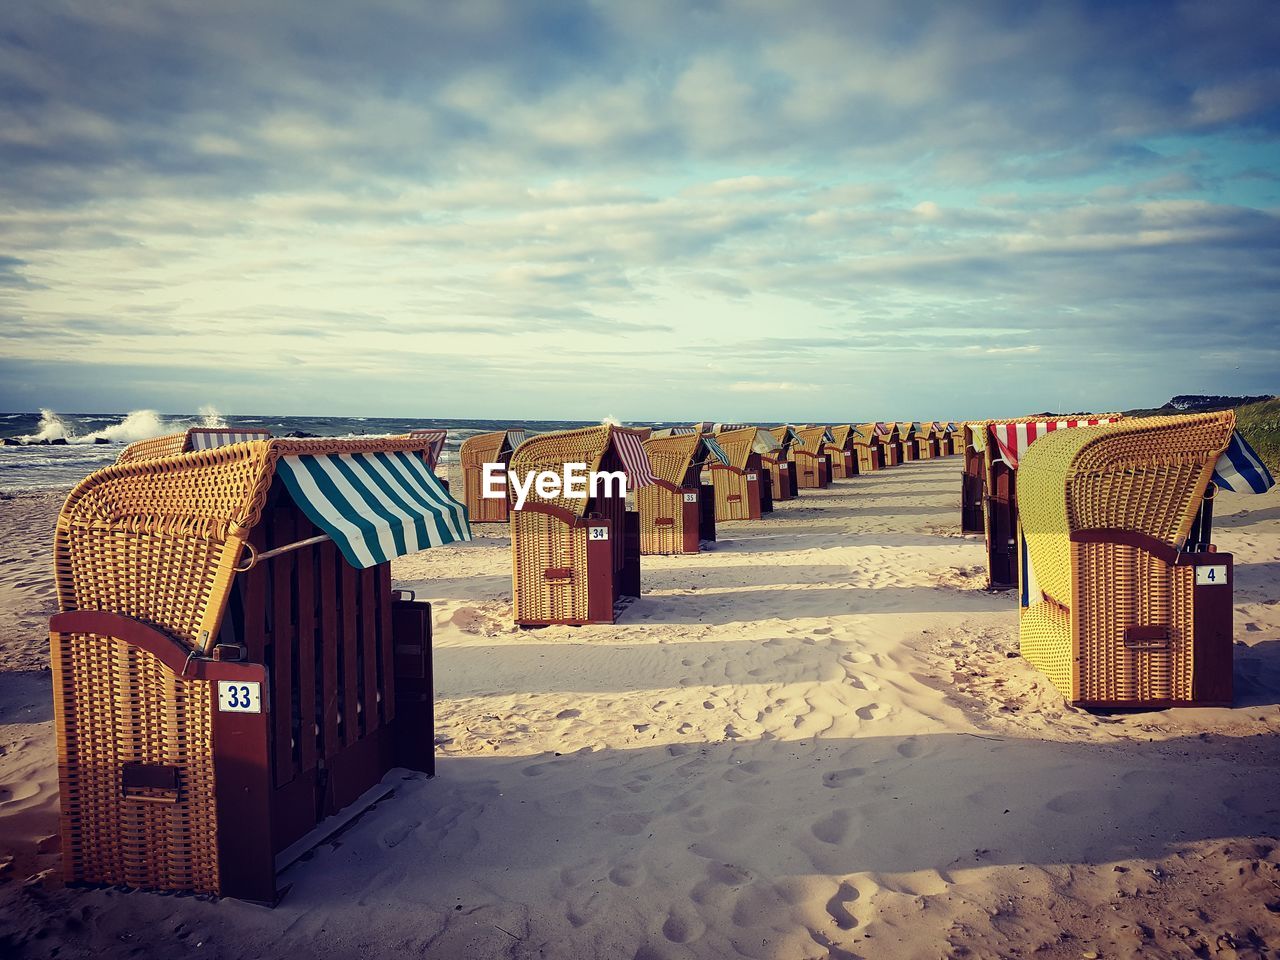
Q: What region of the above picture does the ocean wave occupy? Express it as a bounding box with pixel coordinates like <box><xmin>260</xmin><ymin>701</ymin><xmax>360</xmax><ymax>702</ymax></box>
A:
<box><xmin>18</xmin><ymin>408</ymin><xmax>182</xmax><ymax>445</ymax></box>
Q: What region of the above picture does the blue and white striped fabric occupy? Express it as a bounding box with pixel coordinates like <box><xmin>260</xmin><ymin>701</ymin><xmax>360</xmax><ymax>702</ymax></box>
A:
<box><xmin>1212</xmin><ymin>430</ymin><xmax>1275</xmax><ymax>494</ymax></box>
<box><xmin>702</xmin><ymin>435</ymin><xmax>731</xmax><ymax>465</ymax></box>
<box><xmin>189</xmin><ymin>429</ymin><xmax>272</xmax><ymax>450</ymax></box>
<box><xmin>276</xmin><ymin>450</ymin><xmax>472</xmax><ymax>569</ymax></box>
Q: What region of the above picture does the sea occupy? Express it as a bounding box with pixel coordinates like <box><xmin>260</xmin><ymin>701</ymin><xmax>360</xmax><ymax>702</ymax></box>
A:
<box><xmin>0</xmin><ymin>409</ymin><xmax>679</xmax><ymax>493</ymax></box>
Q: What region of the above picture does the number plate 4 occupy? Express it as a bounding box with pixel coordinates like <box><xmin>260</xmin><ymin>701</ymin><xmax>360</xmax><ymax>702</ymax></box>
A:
<box><xmin>217</xmin><ymin>680</ymin><xmax>263</xmax><ymax>713</ymax></box>
<box><xmin>1195</xmin><ymin>565</ymin><xmax>1227</xmax><ymax>586</ymax></box>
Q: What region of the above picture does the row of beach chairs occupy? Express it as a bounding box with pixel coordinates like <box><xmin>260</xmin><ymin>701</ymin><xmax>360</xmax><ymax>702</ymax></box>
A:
<box><xmin>46</xmin><ymin>413</ymin><xmax>1270</xmax><ymax>901</ymax></box>
<box><xmin>48</xmin><ymin>419</ymin><xmax>943</xmax><ymax>900</ymax></box>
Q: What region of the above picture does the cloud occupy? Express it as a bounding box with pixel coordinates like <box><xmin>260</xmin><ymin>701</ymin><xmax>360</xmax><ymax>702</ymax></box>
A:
<box><xmin>0</xmin><ymin>0</ymin><xmax>1277</xmax><ymax>419</ymax></box>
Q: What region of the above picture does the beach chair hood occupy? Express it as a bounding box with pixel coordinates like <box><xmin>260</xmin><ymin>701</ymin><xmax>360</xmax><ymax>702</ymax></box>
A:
<box><xmin>509</xmin><ymin>424</ymin><xmax>657</xmax><ymax>517</ymax></box>
<box><xmin>117</xmin><ymin>427</ymin><xmax>274</xmax><ymax>465</ymax></box>
<box><xmin>57</xmin><ymin>435</ymin><xmax>470</xmax><ymax>654</ymax></box>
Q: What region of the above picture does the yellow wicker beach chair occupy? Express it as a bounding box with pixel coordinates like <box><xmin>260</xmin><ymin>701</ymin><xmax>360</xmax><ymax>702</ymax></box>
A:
<box><xmin>853</xmin><ymin>423</ymin><xmax>888</xmax><ymax>471</ymax></box>
<box><xmin>791</xmin><ymin>426</ymin><xmax>834</xmax><ymax>488</ymax></box>
<box><xmin>708</xmin><ymin>427</ymin><xmax>772</xmax><ymax>520</ymax></box>
<box><xmin>509</xmin><ymin>425</ymin><xmax>654</xmax><ymax>625</ymax></box>
<box><xmin>927</xmin><ymin>422</ymin><xmax>945</xmax><ymax>458</ymax></box>
<box><xmin>880</xmin><ymin>423</ymin><xmax>901</xmax><ymax>465</ymax></box>
<box><xmin>765</xmin><ymin>426</ymin><xmax>799</xmax><ymax>500</ymax></box>
<box><xmin>117</xmin><ymin>427</ymin><xmax>274</xmax><ymax>464</ymax></box>
<box><xmin>824</xmin><ymin>425</ymin><xmax>858</xmax><ymax>478</ymax></box>
<box><xmin>458</xmin><ymin>428</ymin><xmax>528</xmax><ymax>523</ymax></box>
<box><xmin>639</xmin><ymin>433</ymin><xmax>722</xmax><ymax>554</ymax></box>
<box><xmin>1017</xmin><ymin>412</ymin><xmax>1243</xmax><ymax>707</ymax></box>
<box><xmin>945</xmin><ymin>423</ymin><xmax>964</xmax><ymax>456</ymax></box>
<box><xmin>51</xmin><ymin>435</ymin><xmax>470</xmax><ymax>900</ymax></box>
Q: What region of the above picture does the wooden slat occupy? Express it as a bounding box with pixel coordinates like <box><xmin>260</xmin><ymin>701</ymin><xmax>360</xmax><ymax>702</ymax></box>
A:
<box><xmin>360</xmin><ymin>566</ymin><xmax>379</xmax><ymax>737</ymax></box>
<box><xmin>341</xmin><ymin>559</ymin><xmax>359</xmax><ymax>747</ymax></box>
<box><xmin>379</xmin><ymin>565</ymin><xmax>396</xmax><ymax>725</ymax></box>
<box><xmin>320</xmin><ymin>540</ymin><xmax>340</xmax><ymax>761</ymax></box>
<box><xmin>271</xmin><ymin>507</ymin><xmax>296</xmax><ymax>788</ymax></box>
<box><xmin>241</xmin><ymin>527</ymin><xmax>267</xmax><ymax>665</ymax></box>
<box><xmin>297</xmin><ymin>536</ymin><xmax>318</xmax><ymax>775</ymax></box>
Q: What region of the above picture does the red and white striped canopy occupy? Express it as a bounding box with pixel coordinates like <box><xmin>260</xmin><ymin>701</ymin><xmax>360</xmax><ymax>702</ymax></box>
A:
<box><xmin>990</xmin><ymin>418</ymin><xmax>1120</xmax><ymax>469</ymax></box>
<box><xmin>611</xmin><ymin>427</ymin><xmax>658</xmax><ymax>488</ymax></box>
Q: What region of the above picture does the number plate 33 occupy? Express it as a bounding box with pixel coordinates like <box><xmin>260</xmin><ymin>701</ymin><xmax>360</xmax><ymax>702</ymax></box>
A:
<box><xmin>218</xmin><ymin>680</ymin><xmax>263</xmax><ymax>713</ymax></box>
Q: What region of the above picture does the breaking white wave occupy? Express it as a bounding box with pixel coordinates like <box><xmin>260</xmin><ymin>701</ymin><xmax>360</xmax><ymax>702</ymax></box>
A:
<box><xmin>198</xmin><ymin>404</ymin><xmax>227</xmax><ymax>429</ymax></box>
<box><xmin>25</xmin><ymin>408</ymin><xmax>73</xmax><ymax>442</ymax></box>
<box><xmin>18</xmin><ymin>409</ymin><xmax>176</xmax><ymax>445</ymax></box>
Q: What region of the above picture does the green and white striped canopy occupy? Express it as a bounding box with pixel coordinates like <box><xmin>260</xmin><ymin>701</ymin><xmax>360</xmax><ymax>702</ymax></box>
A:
<box><xmin>277</xmin><ymin>450</ymin><xmax>471</xmax><ymax>568</ymax></box>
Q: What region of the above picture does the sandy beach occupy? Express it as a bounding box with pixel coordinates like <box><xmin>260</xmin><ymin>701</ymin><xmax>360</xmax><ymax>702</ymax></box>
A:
<box><xmin>2</xmin><ymin>459</ymin><xmax>1279</xmax><ymax>959</ymax></box>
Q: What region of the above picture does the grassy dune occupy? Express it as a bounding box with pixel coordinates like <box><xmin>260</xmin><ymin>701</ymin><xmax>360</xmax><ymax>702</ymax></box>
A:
<box><xmin>1235</xmin><ymin>397</ymin><xmax>1280</xmax><ymax>475</ymax></box>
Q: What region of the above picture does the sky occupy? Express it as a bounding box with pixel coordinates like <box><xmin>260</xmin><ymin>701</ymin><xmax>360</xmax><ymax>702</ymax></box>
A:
<box><xmin>1</xmin><ymin>0</ymin><xmax>1278</xmax><ymax>422</ymax></box>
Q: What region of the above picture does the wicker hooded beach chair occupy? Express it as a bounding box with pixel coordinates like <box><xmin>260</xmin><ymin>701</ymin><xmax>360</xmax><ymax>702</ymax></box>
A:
<box><xmin>960</xmin><ymin>421</ymin><xmax>993</xmax><ymax>534</ymax></box>
<box><xmin>117</xmin><ymin>427</ymin><xmax>274</xmax><ymax>464</ymax></box>
<box><xmin>982</xmin><ymin>416</ymin><xmax>1122</xmax><ymax>589</ymax></box>
<box><xmin>926</xmin><ymin>422</ymin><xmax>944</xmax><ymax>458</ymax></box>
<box><xmin>1017</xmin><ymin>411</ymin><xmax>1273</xmax><ymax>707</ymax></box>
<box><xmin>945</xmin><ymin>422</ymin><xmax>963</xmax><ymax>456</ymax></box>
<box><xmin>51</xmin><ymin>435</ymin><xmax>471</xmax><ymax>901</ymax></box>
<box><xmin>638</xmin><ymin>432</ymin><xmax>724</xmax><ymax>554</ymax></box>
<box><xmin>853</xmin><ymin>423</ymin><xmax>888</xmax><ymax>471</ymax></box>
<box><xmin>707</xmin><ymin>427</ymin><xmax>773</xmax><ymax>520</ymax></box>
<box><xmin>458</xmin><ymin>428</ymin><xmax>528</xmax><ymax>523</ymax></box>
<box><xmin>406</xmin><ymin>428</ymin><xmax>448</xmax><ymax>471</ymax></box>
<box><xmin>824</xmin><ymin>425</ymin><xmax>858</xmax><ymax>478</ymax></box>
<box><xmin>882</xmin><ymin>423</ymin><xmax>903</xmax><ymax>466</ymax></box>
<box><xmin>765</xmin><ymin>426</ymin><xmax>800</xmax><ymax>500</ymax></box>
<box><xmin>509</xmin><ymin>425</ymin><xmax>656</xmax><ymax>626</ymax></box>
<box><xmin>791</xmin><ymin>426</ymin><xmax>834</xmax><ymax>488</ymax></box>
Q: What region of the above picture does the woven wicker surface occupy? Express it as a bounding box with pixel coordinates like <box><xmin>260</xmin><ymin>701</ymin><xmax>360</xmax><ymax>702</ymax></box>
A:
<box><xmin>509</xmin><ymin>425</ymin><xmax>614</xmax><ymax>518</ymax></box>
<box><xmin>1017</xmin><ymin>411</ymin><xmax>1234</xmax><ymax>608</ymax></box>
<box><xmin>512</xmin><ymin>510</ymin><xmax>592</xmax><ymax>621</ymax></box>
<box><xmin>793</xmin><ymin>426</ymin><xmax>828</xmax><ymax>454</ymax></box>
<box><xmin>1018</xmin><ymin>600</ymin><xmax>1075</xmax><ymax>698</ymax></box>
<box><xmin>711</xmin><ymin>427</ymin><xmax>758</xmax><ymax>470</ymax></box>
<box><xmin>116</xmin><ymin>432</ymin><xmax>190</xmax><ymax>465</ymax></box>
<box><xmin>643</xmin><ymin>433</ymin><xmax>701</xmax><ymax>486</ymax></box>
<box><xmin>459</xmin><ymin>430</ymin><xmax>508</xmax><ymax>468</ymax></box>
<box><xmin>53</xmin><ymin>631</ymin><xmax>220</xmax><ymax>892</ymax></box>
<box><xmin>828</xmin><ymin>425</ymin><xmax>854</xmax><ymax>449</ymax></box>
<box><xmin>56</xmin><ymin>435</ymin><xmax>442</xmax><ymax>651</ymax></box>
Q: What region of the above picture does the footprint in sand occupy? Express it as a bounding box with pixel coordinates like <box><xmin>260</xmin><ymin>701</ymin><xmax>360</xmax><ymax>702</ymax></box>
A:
<box><xmin>661</xmin><ymin>907</ymin><xmax>703</xmax><ymax>944</ymax></box>
<box><xmin>609</xmin><ymin>862</ymin><xmax>645</xmax><ymax>887</ymax></box>
<box><xmin>810</xmin><ymin>809</ymin><xmax>851</xmax><ymax>845</ymax></box>
<box><xmin>822</xmin><ymin>768</ymin><xmax>865</xmax><ymax>789</ymax></box>
<box><xmin>896</xmin><ymin>737</ymin><xmax>922</xmax><ymax>758</ymax></box>
<box><xmin>855</xmin><ymin>702</ymin><xmax>886</xmax><ymax>721</ymax></box>
<box><xmin>825</xmin><ymin>880</ymin><xmax>861</xmax><ymax>930</ymax></box>
<box><xmin>565</xmin><ymin>890</ymin><xmax>602</xmax><ymax>927</ymax></box>
<box><xmin>608</xmin><ymin>812</ymin><xmax>651</xmax><ymax>836</ymax></box>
